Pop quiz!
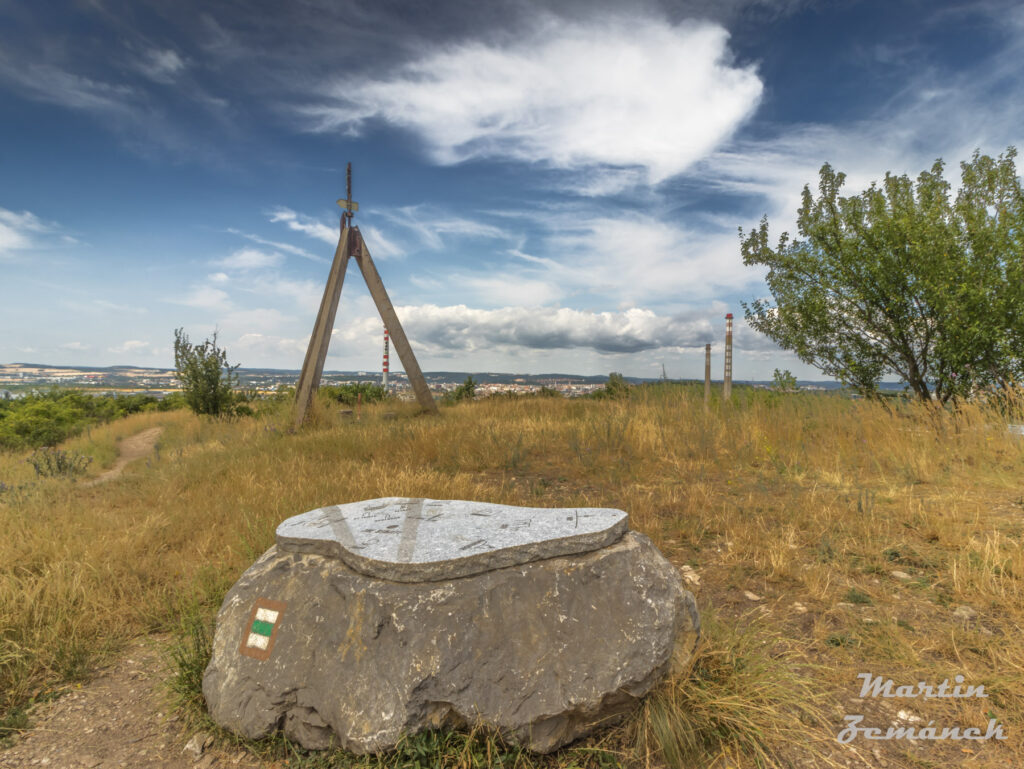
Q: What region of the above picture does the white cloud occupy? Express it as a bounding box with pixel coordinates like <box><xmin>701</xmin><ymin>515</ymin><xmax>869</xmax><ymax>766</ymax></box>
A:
<box><xmin>227</xmin><ymin>228</ymin><xmax>325</xmax><ymax>262</ymax></box>
<box><xmin>215</xmin><ymin>248</ymin><xmax>284</xmax><ymax>270</ymax></box>
<box><xmin>359</xmin><ymin>225</ymin><xmax>405</xmax><ymax>259</ymax></box>
<box><xmin>136</xmin><ymin>48</ymin><xmax>186</xmax><ymax>84</ymax></box>
<box><xmin>60</xmin><ymin>341</ymin><xmax>91</xmax><ymax>351</ymax></box>
<box><xmin>269</xmin><ymin>208</ymin><xmax>339</xmax><ymax>245</ymax></box>
<box><xmin>301</xmin><ymin>16</ymin><xmax>762</xmax><ymax>185</ymax></box>
<box><xmin>378</xmin><ymin>206</ymin><xmax>508</xmax><ymax>250</ymax></box>
<box><xmin>0</xmin><ymin>208</ymin><xmax>54</xmax><ymax>257</ymax></box>
<box><xmin>108</xmin><ymin>340</ymin><xmax>150</xmax><ymax>354</ymax></box>
<box><xmin>545</xmin><ymin>214</ymin><xmax>766</xmax><ymax>302</ymax></box>
<box><xmin>221</xmin><ymin>308</ymin><xmax>293</xmax><ymax>335</ymax></box>
<box><xmin>178</xmin><ymin>285</ymin><xmax>232</xmax><ymax>310</ymax></box>
<box><xmin>234</xmin><ymin>332</ymin><xmax>308</xmax><ymax>357</ymax></box>
<box><xmin>208</xmin><ymin>272</ymin><xmax>230</xmax><ymax>283</ymax></box>
<box><xmin>457</xmin><ymin>275</ymin><xmax>564</xmax><ymax>307</ymax></box>
<box><xmin>385</xmin><ymin>304</ymin><xmax>716</xmax><ymax>354</ymax></box>
<box><xmin>0</xmin><ymin>61</ymin><xmax>136</xmax><ymax>114</ymax></box>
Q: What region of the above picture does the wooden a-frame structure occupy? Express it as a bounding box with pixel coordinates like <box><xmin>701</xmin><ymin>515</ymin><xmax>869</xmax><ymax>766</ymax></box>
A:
<box><xmin>293</xmin><ymin>164</ymin><xmax>438</xmax><ymax>426</ymax></box>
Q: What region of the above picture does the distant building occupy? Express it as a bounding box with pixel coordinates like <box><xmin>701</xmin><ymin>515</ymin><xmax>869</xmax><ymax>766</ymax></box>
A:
<box><xmin>0</xmin><ymin>390</ymin><xmax>15</xmax><ymax>400</ymax></box>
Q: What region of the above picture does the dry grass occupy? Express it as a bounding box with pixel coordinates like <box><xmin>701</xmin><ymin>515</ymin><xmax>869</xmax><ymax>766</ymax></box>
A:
<box><xmin>2</xmin><ymin>385</ymin><xmax>1023</xmax><ymax>767</ymax></box>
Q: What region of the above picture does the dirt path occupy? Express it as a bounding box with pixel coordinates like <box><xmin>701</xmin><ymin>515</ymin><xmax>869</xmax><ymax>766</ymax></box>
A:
<box><xmin>0</xmin><ymin>638</ymin><xmax>270</xmax><ymax>769</ymax></box>
<box><xmin>0</xmin><ymin>428</ymin><xmax>279</xmax><ymax>768</ymax></box>
<box><xmin>85</xmin><ymin>427</ymin><xmax>164</xmax><ymax>487</ymax></box>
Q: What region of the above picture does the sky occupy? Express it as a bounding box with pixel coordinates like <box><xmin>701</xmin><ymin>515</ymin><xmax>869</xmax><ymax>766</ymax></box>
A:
<box><xmin>1</xmin><ymin>0</ymin><xmax>1022</xmax><ymax>380</ymax></box>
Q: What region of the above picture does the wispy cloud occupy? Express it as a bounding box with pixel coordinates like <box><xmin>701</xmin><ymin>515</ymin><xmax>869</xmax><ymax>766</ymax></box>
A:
<box><xmin>177</xmin><ymin>285</ymin><xmax>232</xmax><ymax>310</ymax></box>
<box><xmin>300</xmin><ymin>15</ymin><xmax>762</xmax><ymax>185</ymax></box>
<box><xmin>0</xmin><ymin>60</ymin><xmax>137</xmax><ymax>115</ymax></box>
<box><xmin>269</xmin><ymin>208</ymin><xmax>339</xmax><ymax>245</ymax></box>
<box><xmin>0</xmin><ymin>207</ymin><xmax>62</xmax><ymax>258</ymax></box>
<box><xmin>227</xmin><ymin>228</ymin><xmax>325</xmax><ymax>262</ymax></box>
<box><xmin>134</xmin><ymin>47</ymin><xmax>187</xmax><ymax>84</ymax></box>
<box><xmin>108</xmin><ymin>339</ymin><xmax>150</xmax><ymax>354</ymax></box>
<box><xmin>378</xmin><ymin>206</ymin><xmax>508</xmax><ymax>251</ymax></box>
<box><xmin>215</xmin><ymin>248</ymin><xmax>284</xmax><ymax>270</ymax></box>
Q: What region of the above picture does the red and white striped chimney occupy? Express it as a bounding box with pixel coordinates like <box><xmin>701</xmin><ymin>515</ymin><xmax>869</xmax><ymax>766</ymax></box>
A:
<box><xmin>724</xmin><ymin>313</ymin><xmax>733</xmax><ymax>401</ymax></box>
<box><xmin>382</xmin><ymin>325</ymin><xmax>390</xmax><ymax>388</ymax></box>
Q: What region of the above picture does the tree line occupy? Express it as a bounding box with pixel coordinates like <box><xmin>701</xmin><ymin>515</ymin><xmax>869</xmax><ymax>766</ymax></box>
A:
<box><xmin>0</xmin><ymin>389</ymin><xmax>185</xmax><ymax>450</ymax></box>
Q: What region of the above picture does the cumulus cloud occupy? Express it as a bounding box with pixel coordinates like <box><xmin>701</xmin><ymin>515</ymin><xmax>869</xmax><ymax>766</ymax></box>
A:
<box><xmin>301</xmin><ymin>16</ymin><xmax>762</xmax><ymax>184</ymax></box>
<box><xmin>60</xmin><ymin>341</ymin><xmax>92</xmax><ymax>351</ymax></box>
<box><xmin>390</xmin><ymin>304</ymin><xmax>716</xmax><ymax>354</ymax></box>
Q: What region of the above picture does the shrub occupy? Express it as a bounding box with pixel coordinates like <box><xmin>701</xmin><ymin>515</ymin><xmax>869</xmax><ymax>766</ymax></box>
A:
<box><xmin>320</xmin><ymin>382</ymin><xmax>388</xmax><ymax>407</ymax></box>
<box><xmin>173</xmin><ymin>328</ymin><xmax>240</xmax><ymax>417</ymax></box>
<box><xmin>590</xmin><ymin>372</ymin><xmax>630</xmax><ymax>400</ymax></box>
<box><xmin>27</xmin><ymin>447</ymin><xmax>92</xmax><ymax>479</ymax></box>
<box><xmin>443</xmin><ymin>376</ymin><xmax>477</xmax><ymax>405</ymax></box>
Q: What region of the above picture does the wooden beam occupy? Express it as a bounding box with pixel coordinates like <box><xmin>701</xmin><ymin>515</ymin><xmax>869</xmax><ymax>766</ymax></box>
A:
<box><xmin>293</xmin><ymin>227</ymin><xmax>352</xmax><ymax>427</ymax></box>
<box><xmin>352</xmin><ymin>229</ymin><xmax>438</xmax><ymax>414</ymax></box>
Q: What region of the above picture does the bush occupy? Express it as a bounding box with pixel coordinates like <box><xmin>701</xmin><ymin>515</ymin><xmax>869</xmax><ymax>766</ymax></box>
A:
<box><xmin>443</xmin><ymin>376</ymin><xmax>477</xmax><ymax>405</ymax></box>
<box><xmin>320</xmin><ymin>382</ymin><xmax>388</xmax><ymax>407</ymax></box>
<box><xmin>0</xmin><ymin>389</ymin><xmax>184</xmax><ymax>451</ymax></box>
<box><xmin>27</xmin><ymin>447</ymin><xmax>92</xmax><ymax>479</ymax></box>
<box><xmin>173</xmin><ymin>328</ymin><xmax>241</xmax><ymax>417</ymax></box>
<box><xmin>590</xmin><ymin>372</ymin><xmax>630</xmax><ymax>400</ymax></box>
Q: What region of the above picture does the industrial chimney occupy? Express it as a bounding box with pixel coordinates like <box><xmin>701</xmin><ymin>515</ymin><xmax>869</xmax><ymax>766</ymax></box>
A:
<box><xmin>724</xmin><ymin>314</ymin><xmax>733</xmax><ymax>401</ymax></box>
<box><xmin>382</xmin><ymin>325</ymin><xmax>390</xmax><ymax>388</ymax></box>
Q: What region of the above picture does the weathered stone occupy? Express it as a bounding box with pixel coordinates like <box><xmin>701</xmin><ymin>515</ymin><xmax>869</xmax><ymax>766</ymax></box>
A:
<box><xmin>203</xmin><ymin>531</ymin><xmax>697</xmax><ymax>754</ymax></box>
<box><xmin>276</xmin><ymin>497</ymin><xmax>629</xmax><ymax>582</ymax></box>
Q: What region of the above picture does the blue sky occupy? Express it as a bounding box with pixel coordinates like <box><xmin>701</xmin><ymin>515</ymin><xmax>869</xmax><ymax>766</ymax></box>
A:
<box><xmin>1</xmin><ymin>0</ymin><xmax>1022</xmax><ymax>379</ymax></box>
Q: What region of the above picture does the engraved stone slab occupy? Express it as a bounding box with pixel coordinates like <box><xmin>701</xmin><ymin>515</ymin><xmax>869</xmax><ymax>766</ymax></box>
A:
<box><xmin>276</xmin><ymin>497</ymin><xmax>628</xmax><ymax>582</ymax></box>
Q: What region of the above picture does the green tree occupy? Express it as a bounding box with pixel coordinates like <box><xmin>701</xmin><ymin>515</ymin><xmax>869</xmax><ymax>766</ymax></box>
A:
<box><xmin>591</xmin><ymin>372</ymin><xmax>630</xmax><ymax>399</ymax></box>
<box><xmin>771</xmin><ymin>369</ymin><xmax>799</xmax><ymax>393</ymax></box>
<box><xmin>173</xmin><ymin>328</ymin><xmax>240</xmax><ymax>416</ymax></box>
<box><xmin>741</xmin><ymin>149</ymin><xmax>1024</xmax><ymax>403</ymax></box>
<box><xmin>451</xmin><ymin>375</ymin><xmax>477</xmax><ymax>402</ymax></box>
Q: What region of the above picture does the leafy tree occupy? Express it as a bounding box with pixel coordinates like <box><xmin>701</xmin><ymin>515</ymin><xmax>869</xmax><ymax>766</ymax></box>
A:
<box><xmin>450</xmin><ymin>375</ymin><xmax>477</xmax><ymax>403</ymax></box>
<box><xmin>173</xmin><ymin>328</ymin><xmax>240</xmax><ymax>416</ymax></box>
<box><xmin>741</xmin><ymin>149</ymin><xmax>1024</xmax><ymax>403</ymax></box>
<box><xmin>771</xmin><ymin>369</ymin><xmax>799</xmax><ymax>393</ymax></box>
<box><xmin>591</xmin><ymin>372</ymin><xmax>630</xmax><ymax>400</ymax></box>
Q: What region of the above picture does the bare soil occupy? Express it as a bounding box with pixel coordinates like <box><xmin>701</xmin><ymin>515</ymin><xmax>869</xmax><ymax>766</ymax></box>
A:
<box><xmin>2</xmin><ymin>428</ymin><xmax>273</xmax><ymax>768</ymax></box>
<box><xmin>0</xmin><ymin>637</ymin><xmax>268</xmax><ymax>769</ymax></box>
<box><xmin>85</xmin><ymin>427</ymin><xmax>164</xmax><ymax>487</ymax></box>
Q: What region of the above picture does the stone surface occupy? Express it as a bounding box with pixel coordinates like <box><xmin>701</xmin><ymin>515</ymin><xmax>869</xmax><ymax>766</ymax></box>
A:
<box><xmin>203</xmin><ymin>531</ymin><xmax>697</xmax><ymax>754</ymax></box>
<box><xmin>276</xmin><ymin>497</ymin><xmax>629</xmax><ymax>582</ymax></box>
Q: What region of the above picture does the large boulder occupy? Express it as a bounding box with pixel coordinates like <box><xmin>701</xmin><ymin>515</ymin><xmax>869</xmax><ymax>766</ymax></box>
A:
<box><xmin>202</xmin><ymin>499</ymin><xmax>698</xmax><ymax>754</ymax></box>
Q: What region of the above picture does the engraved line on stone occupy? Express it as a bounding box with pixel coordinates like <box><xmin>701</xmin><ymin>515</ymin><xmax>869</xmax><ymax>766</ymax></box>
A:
<box><xmin>396</xmin><ymin>497</ymin><xmax>424</xmax><ymax>563</ymax></box>
<box><xmin>460</xmin><ymin>538</ymin><xmax>486</xmax><ymax>551</ymax></box>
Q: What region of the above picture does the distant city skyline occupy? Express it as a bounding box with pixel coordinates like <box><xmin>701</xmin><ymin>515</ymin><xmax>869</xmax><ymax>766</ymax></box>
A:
<box><xmin>2</xmin><ymin>1</ymin><xmax>1021</xmax><ymax>381</ymax></box>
